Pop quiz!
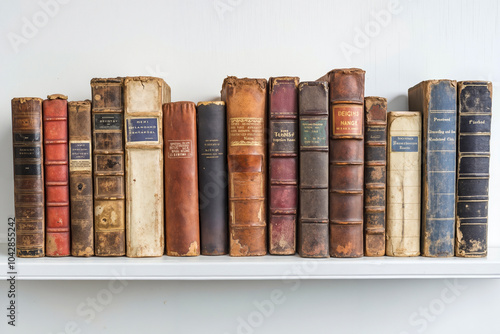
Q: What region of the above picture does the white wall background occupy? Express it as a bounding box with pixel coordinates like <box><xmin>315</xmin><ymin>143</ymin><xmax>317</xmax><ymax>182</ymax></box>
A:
<box><xmin>0</xmin><ymin>0</ymin><xmax>499</xmax><ymax>333</ymax></box>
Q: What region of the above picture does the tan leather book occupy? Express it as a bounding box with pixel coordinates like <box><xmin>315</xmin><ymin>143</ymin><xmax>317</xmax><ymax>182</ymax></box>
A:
<box><xmin>124</xmin><ymin>76</ymin><xmax>169</xmax><ymax>257</ymax></box>
<box><xmin>221</xmin><ymin>77</ymin><xmax>267</xmax><ymax>256</ymax></box>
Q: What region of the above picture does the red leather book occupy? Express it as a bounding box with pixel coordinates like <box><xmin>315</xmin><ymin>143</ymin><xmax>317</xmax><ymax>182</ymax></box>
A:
<box><xmin>43</xmin><ymin>94</ymin><xmax>70</xmax><ymax>256</ymax></box>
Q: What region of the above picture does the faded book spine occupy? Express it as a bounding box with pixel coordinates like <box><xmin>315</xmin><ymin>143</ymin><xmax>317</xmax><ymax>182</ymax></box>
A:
<box><xmin>222</xmin><ymin>76</ymin><xmax>267</xmax><ymax>256</ymax></box>
<box><xmin>43</xmin><ymin>94</ymin><xmax>70</xmax><ymax>256</ymax></box>
<box><xmin>124</xmin><ymin>76</ymin><xmax>169</xmax><ymax>257</ymax></box>
<box><xmin>297</xmin><ymin>81</ymin><xmax>329</xmax><ymax>258</ymax></box>
<box><xmin>363</xmin><ymin>97</ymin><xmax>387</xmax><ymax>257</ymax></box>
<box><xmin>12</xmin><ymin>97</ymin><xmax>45</xmax><ymax>257</ymax></box>
<box><xmin>456</xmin><ymin>81</ymin><xmax>492</xmax><ymax>257</ymax></box>
<box><xmin>268</xmin><ymin>77</ymin><xmax>299</xmax><ymax>255</ymax></box>
<box><xmin>386</xmin><ymin>112</ymin><xmax>421</xmax><ymax>256</ymax></box>
<box><xmin>68</xmin><ymin>100</ymin><xmax>94</xmax><ymax>256</ymax></box>
<box><xmin>197</xmin><ymin>101</ymin><xmax>228</xmax><ymax>255</ymax></box>
<box><xmin>91</xmin><ymin>78</ymin><xmax>126</xmax><ymax>256</ymax></box>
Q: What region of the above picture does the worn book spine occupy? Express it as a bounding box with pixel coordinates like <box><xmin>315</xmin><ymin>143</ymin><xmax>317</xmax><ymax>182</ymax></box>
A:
<box><xmin>221</xmin><ymin>76</ymin><xmax>267</xmax><ymax>256</ymax></box>
<box><xmin>197</xmin><ymin>101</ymin><xmax>228</xmax><ymax>255</ymax></box>
<box><xmin>363</xmin><ymin>97</ymin><xmax>387</xmax><ymax>257</ymax></box>
<box><xmin>456</xmin><ymin>81</ymin><xmax>492</xmax><ymax>257</ymax></box>
<box><xmin>386</xmin><ymin>111</ymin><xmax>421</xmax><ymax>256</ymax></box>
<box><xmin>68</xmin><ymin>100</ymin><xmax>94</xmax><ymax>256</ymax></box>
<box><xmin>319</xmin><ymin>68</ymin><xmax>365</xmax><ymax>258</ymax></box>
<box><xmin>297</xmin><ymin>81</ymin><xmax>329</xmax><ymax>258</ymax></box>
<box><xmin>43</xmin><ymin>94</ymin><xmax>70</xmax><ymax>256</ymax></box>
<box><xmin>91</xmin><ymin>78</ymin><xmax>126</xmax><ymax>256</ymax></box>
<box><xmin>12</xmin><ymin>97</ymin><xmax>45</xmax><ymax>257</ymax></box>
<box><xmin>124</xmin><ymin>76</ymin><xmax>169</xmax><ymax>257</ymax></box>
<box><xmin>164</xmin><ymin>102</ymin><xmax>200</xmax><ymax>256</ymax></box>
<box><xmin>409</xmin><ymin>80</ymin><xmax>457</xmax><ymax>257</ymax></box>
<box><xmin>268</xmin><ymin>77</ymin><xmax>299</xmax><ymax>255</ymax></box>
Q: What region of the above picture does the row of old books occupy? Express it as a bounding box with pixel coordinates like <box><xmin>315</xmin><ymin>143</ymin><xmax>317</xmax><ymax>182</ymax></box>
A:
<box><xmin>12</xmin><ymin>70</ymin><xmax>491</xmax><ymax>259</ymax></box>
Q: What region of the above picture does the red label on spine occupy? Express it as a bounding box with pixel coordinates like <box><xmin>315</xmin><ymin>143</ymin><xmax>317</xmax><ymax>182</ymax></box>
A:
<box><xmin>332</xmin><ymin>105</ymin><xmax>363</xmax><ymax>136</ymax></box>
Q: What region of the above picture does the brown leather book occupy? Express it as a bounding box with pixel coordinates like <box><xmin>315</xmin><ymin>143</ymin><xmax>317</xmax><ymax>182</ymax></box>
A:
<box><xmin>68</xmin><ymin>100</ymin><xmax>94</xmax><ymax>256</ymax></box>
<box><xmin>12</xmin><ymin>97</ymin><xmax>45</xmax><ymax>257</ymax></box>
<box><xmin>91</xmin><ymin>78</ymin><xmax>126</xmax><ymax>256</ymax></box>
<box><xmin>319</xmin><ymin>68</ymin><xmax>365</xmax><ymax>258</ymax></box>
<box><xmin>363</xmin><ymin>97</ymin><xmax>387</xmax><ymax>256</ymax></box>
<box><xmin>164</xmin><ymin>102</ymin><xmax>200</xmax><ymax>256</ymax></box>
<box><xmin>221</xmin><ymin>77</ymin><xmax>267</xmax><ymax>256</ymax></box>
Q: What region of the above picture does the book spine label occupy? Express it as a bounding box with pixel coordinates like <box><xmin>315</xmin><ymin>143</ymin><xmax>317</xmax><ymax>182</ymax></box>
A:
<box><xmin>43</xmin><ymin>96</ymin><xmax>70</xmax><ymax>256</ymax></box>
<box><xmin>12</xmin><ymin>98</ymin><xmax>45</xmax><ymax>257</ymax></box>
<box><xmin>456</xmin><ymin>81</ymin><xmax>492</xmax><ymax>257</ymax></box>
<box><xmin>164</xmin><ymin>102</ymin><xmax>200</xmax><ymax>256</ymax></box>
<box><xmin>197</xmin><ymin>102</ymin><xmax>228</xmax><ymax>255</ymax></box>
<box><xmin>268</xmin><ymin>77</ymin><xmax>299</xmax><ymax>255</ymax></box>
<box><xmin>68</xmin><ymin>101</ymin><xmax>94</xmax><ymax>256</ymax></box>
<box><xmin>298</xmin><ymin>81</ymin><xmax>329</xmax><ymax>258</ymax></box>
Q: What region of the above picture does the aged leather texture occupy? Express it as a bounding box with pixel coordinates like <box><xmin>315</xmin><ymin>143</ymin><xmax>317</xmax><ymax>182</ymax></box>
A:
<box><xmin>455</xmin><ymin>81</ymin><xmax>492</xmax><ymax>257</ymax></box>
<box><xmin>164</xmin><ymin>101</ymin><xmax>200</xmax><ymax>256</ymax></box>
<box><xmin>221</xmin><ymin>76</ymin><xmax>267</xmax><ymax>256</ymax></box>
<box><xmin>197</xmin><ymin>101</ymin><xmax>228</xmax><ymax>255</ymax></box>
<box><xmin>12</xmin><ymin>97</ymin><xmax>45</xmax><ymax>257</ymax></box>
<box><xmin>363</xmin><ymin>97</ymin><xmax>387</xmax><ymax>257</ymax></box>
<box><xmin>386</xmin><ymin>111</ymin><xmax>421</xmax><ymax>256</ymax></box>
<box><xmin>124</xmin><ymin>76</ymin><xmax>169</xmax><ymax>257</ymax></box>
<box><xmin>409</xmin><ymin>80</ymin><xmax>457</xmax><ymax>257</ymax></box>
<box><xmin>68</xmin><ymin>100</ymin><xmax>94</xmax><ymax>256</ymax></box>
<box><xmin>91</xmin><ymin>77</ymin><xmax>126</xmax><ymax>256</ymax></box>
<box><xmin>268</xmin><ymin>77</ymin><xmax>299</xmax><ymax>255</ymax></box>
<box><xmin>43</xmin><ymin>95</ymin><xmax>70</xmax><ymax>256</ymax></box>
<box><xmin>297</xmin><ymin>81</ymin><xmax>329</xmax><ymax>258</ymax></box>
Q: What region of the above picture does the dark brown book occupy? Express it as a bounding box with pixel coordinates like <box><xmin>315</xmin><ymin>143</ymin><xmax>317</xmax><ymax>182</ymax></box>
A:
<box><xmin>319</xmin><ymin>68</ymin><xmax>365</xmax><ymax>258</ymax></box>
<box><xmin>221</xmin><ymin>77</ymin><xmax>267</xmax><ymax>256</ymax></box>
<box><xmin>164</xmin><ymin>102</ymin><xmax>200</xmax><ymax>256</ymax></box>
<box><xmin>12</xmin><ymin>97</ymin><xmax>45</xmax><ymax>257</ymax></box>
<box><xmin>91</xmin><ymin>78</ymin><xmax>126</xmax><ymax>256</ymax></box>
<box><xmin>68</xmin><ymin>100</ymin><xmax>94</xmax><ymax>256</ymax></box>
<box><xmin>363</xmin><ymin>97</ymin><xmax>387</xmax><ymax>256</ymax></box>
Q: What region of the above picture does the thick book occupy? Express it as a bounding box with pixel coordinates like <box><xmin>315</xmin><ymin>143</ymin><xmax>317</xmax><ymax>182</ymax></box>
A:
<box><xmin>12</xmin><ymin>97</ymin><xmax>45</xmax><ymax>257</ymax></box>
<box><xmin>164</xmin><ymin>101</ymin><xmax>200</xmax><ymax>256</ymax></box>
<box><xmin>221</xmin><ymin>76</ymin><xmax>267</xmax><ymax>256</ymax></box>
<box><xmin>268</xmin><ymin>76</ymin><xmax>299</xmax><ymax>255</ymax></box>
<box><xmin>297</xmin><ymin>81</ymin><xmax>329</xmax><ymax>258</ymax></box>
<box><xmin>43</xmin><ymin>94</ymin><xmax>70</xmax><ymax>257</ymax></box>
<box><xmin>319</xmin><ymin>68</ymin><xmax>365</xmax><ymax>258</ymax></box>
<box><xmin>386</xmin><ymin>111</ymin><xmax>421</xmax><ymax>256</ymax></box>
<box><xmin>456</xmin><ymin>81</ymin><xmax>492</xmax><ymax>257</ymax></box>
<box><xmin>91</xmin><ymin>77</ymin><xmax>126</xmax><ymax>256</ymax></box>
<box><xmin>409</xmin><ymin>80</ymin><xmax>457</xmax><ymax>257</ymax></box>
<box><xmin>363</xmin><ymin>97</ymin><xmax>387</xmax><ymax>257</ymax></box>
<box><xmin>68</xmin><ymin>100</ymin><xmax>94</xmax><ymax>256</ymax></box>
<box><xmin>197</xmin><ymin>101</ymin><xmax>228</xmax><ymax>255</ymax></box>
<box><xmin>124</xmin><ymin>76</ymin><xmax>169</xmax><ymax>257</ymax></box>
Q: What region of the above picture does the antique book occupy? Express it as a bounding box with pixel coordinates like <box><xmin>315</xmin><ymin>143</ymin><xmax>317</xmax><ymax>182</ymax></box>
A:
<box><xmin>68</xmin><ymin>100</ymin><xmax>93</xmax><ymax>256</ymax></box>
<box><xmin>386</xmin><ymin>111</ymin><xmax>421</xmax><ymax>256</ymax></box>
<box><xmin>268</xmin><ymin>76</ymin><xmax>299</xmax><ymax>255</ymax></box>
<box><xmin>197</xmin><ymin>101</ymin><xmax>228</xmax><ymax>255</ymax></box>
<box><xmin>297</xmin><ymin>81</ymin><xmax>329</xmax><ymax>258</ymax></box>
<box><xmin>124</xmin><ymin>76</ymin><xmax>169</xmax><ymax>257</ymax></box>
<box><xmin>164</xmin><ymin>101</ymin><xmax>200</xmax><ymax>256</ymax></box>
<box><xmin>409</xmin><ymin>80</ymin><xmax>457</xmax><ymax>257</ymax></box>
<box><xmin>363</xmin><ymin>97</ymin><xmax>387</xmax><ymax>257</ymax></box>
<box><xmin>43</xmin><ymin>94</ymin><xmax>70</xmax><ymax>256</ymax></box>
<box><xmin>12</xmin><ymin>97</ymin><xmax>45</xmax><ymax>257</ymax></box>
<box><xmin>221</xmin><ymin>76</ymin><xmax>267</xmax><ymax>256</ymax></box>
<box><xmin>91</xmin><ymin>77</ymin><xmax>126</xmax><ymax>256</ymax></box>
<box><xmin>318</xmin><ymin>68</ymin><xmax>365</xmax><ymax>258</ymax></box>
<box><xmin>456</xmin><ymin>81</ymin><xmax>492</xmax><ymax>257</ymax></box>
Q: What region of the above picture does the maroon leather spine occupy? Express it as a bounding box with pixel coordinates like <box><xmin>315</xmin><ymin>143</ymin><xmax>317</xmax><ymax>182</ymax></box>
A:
<box><xmin>43</xmin><ymin>94</ymin><xmax>70</xmax><ymax>256</ymax></box>
<box><xmin>268</xmin><ymin>77</ymin><xmax>299</xmax><ymax>254</ymax></box>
